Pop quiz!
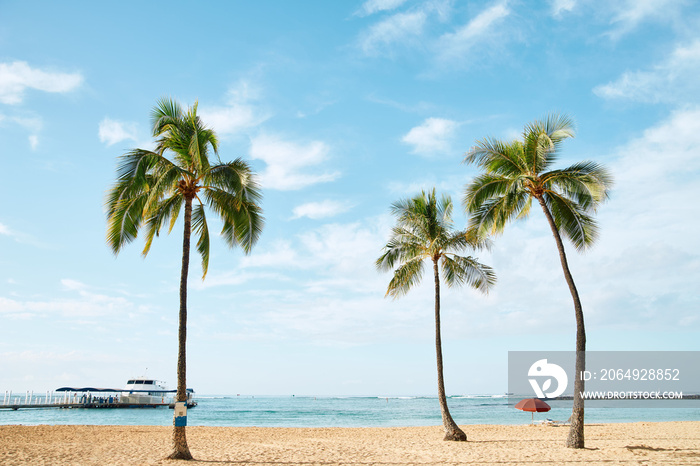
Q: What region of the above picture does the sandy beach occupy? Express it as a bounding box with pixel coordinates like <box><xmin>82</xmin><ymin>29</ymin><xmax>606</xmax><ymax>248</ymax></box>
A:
<box><xmin>1</xmin><ymin>421</ymin><xmax>698</xmax><ymax>465</ymax></box>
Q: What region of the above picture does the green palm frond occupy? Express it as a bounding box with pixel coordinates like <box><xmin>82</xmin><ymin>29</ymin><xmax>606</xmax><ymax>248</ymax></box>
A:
<box><xmin>384</xmin><ymin>257</ymin><xmax>425</xmax><ymax>298</ymax></box>
<box><xmin>151</xmin><ymin>97</ymin><xmax>183</xmax><ymax>138</ymax></box>
<box><xmin>467</xmin><ymin>185</ymin><xmax>530</xmax><ymax>238</ymax></box>
<box><xmin>106</xmin><ymin>190</ymin><xmax>149</xmax><ymax>254</ymax></box>
<box><xmin>143</xmin><ymin>164</ymin><xmax>186</xmax><ymax>213</ymax></box>
<box><xmin>205</xmin><ymin>188</ymin><xmax>264</xmax><ymax>254</ymax></box>
<box><xmin>465</xmin><ymin>138</ymin><xmax>527</xmax><ymax>176</ymax></box>
<box><xmin>521</xmin><ymin>114</ymin><xmax>575</xmax><ymax>174</ymax></box>
<box><xmin>205</xmin><ymin>159</ymin><xmax>264</xmax><ymax>204</ymax></box>
<box><xmin>543</xmin><ymin>191</ymin><xmax>599</xmax><ymax>251</ymax></box>
<box><xmin>191</xmin><ymin>203</ymin><xmax>210</xmax><ymax>277</ymax></box>
<box><xmin>378</xmin><ymin>189</ymin><xmax>495</xmax><ymax>298</ymax></box>
<box><xmin>441</xmin><ymin>254</ymin><xmax>496</xmax><ymax>292</ymax></box>
<box><xmin>141</xmin><ymin>194</ymin><xmax>183</xmax><ymax>256</ymax></box>
<box><xmin>542</xmin><ymin>161</ymin><xmax>613</xmax><ymax>210</ymax></box>
<box><xmin>106</xmin><ymin>98</ymin><xmax>264</xmax><ymax>277</ymax></box>
<box><xmin>462</xmin><ymin>174</ymin><xmax>513</xmax><ymax>214</ymax></box>
<box><xmin>376</xmin><ymin>227</ymin><xmax>427</xmax><ymax>271</ymax></box>
<box><xmin>463</xmin><ymin>113</ymin><xmax>611</xmax><ymax>252</ymax></box>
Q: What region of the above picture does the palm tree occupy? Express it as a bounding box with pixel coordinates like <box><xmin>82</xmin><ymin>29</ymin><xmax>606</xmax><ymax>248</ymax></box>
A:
<box><xmin>376</xmin><ymin>189</ymin><xmax>496</xmax><ymax>441</ymax></box>
<box><xmin>105</xmin><ymin>98</ymin><xmax>263</xmax><ymax>460</ymax></box>
<box><xmin>462</xmin><ymin>114</ymin><xmax>612</xmax><ymax>448</ymax></box>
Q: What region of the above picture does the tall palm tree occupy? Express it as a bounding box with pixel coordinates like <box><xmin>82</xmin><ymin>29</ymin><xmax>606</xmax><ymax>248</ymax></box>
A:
<box><xmin>462</xmin><ymin>114</ymin><xmax>612</xmax><ymax>448</ymax></box>
<box><xmin>105</xmin><ymin>98</ymin><xmax>263</xmax><ymax>460</ymax></box>
<box><xmin>376</xmin><ymin>189</ymin><xmax>496</xmax><ymax>441</ymax></box>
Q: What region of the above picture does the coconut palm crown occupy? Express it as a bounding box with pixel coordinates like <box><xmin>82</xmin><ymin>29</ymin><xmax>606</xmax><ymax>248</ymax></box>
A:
<box><xmin>463</xmin><ymin>114</ymin><xmax>612</xmax><ymax>448</ymax></box>
<box><xmin>377</xmin><ymin>188</ymin><xmax>496</xmax><ymax>441</ymax></box>
<box><xmin>105</xmin><ymin>98</ymin><xmax>263</xmax><ymax>460</ymax></box>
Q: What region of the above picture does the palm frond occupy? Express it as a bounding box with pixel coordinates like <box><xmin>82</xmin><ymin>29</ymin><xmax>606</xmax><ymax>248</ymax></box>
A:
<box><xmin>191</xmin><ymin>203</ymin><xmax>211</xmax><ymax>277</ymax></box>
<box><xmin>467</xmin><ymin>185</ymin><xmax>530</xmax><ymax>238</ymax></box>
<box><xmin>543</xmin><ymin>191</ymin><xmax>599</xmax><ymax>251</ymax></box>
<box><xmin>141</xmin><ymin>194</ymin><xmax>183</xmax><ymax>256</ymax></box>
<box><xmin>385</xmin><ymin>257</ymin><xmax>425</xmax><ymax>299</ymax></box>
<box><xmin>462</xmin><ymin>174</ymin><xmax>513</xmax><ymax>214</ymax></box>
<box><xmin>465</xmin><ymin>138</ymin><xmax>527</xmax><ymax>176</ymax></box>
<box><xmin>378</xmin><ymin>189</ymin><xmax>494</xmax><ymax>298</ymax></box>
<box><xmin>105</xmin><ymin>191</ymin><xmax>149</xmax><ymax>254</ymax></box>
<box><xmin>151</xmin><ymin>97</ymin><xmax>183</xmax><ymax>139</ymax></box>
<box><xmin>106</xmin><ymin>98</ymin><xmax>264</xmax><ymax>264</ymax></box>
<box><xmin>376</xmin><ymin>226</ymin><xmax>427</xmax><ymax>271</ymax></box>
<box><xmin>542</xmin><ymin>161</ymin><xmax>613</xmax><ymax>210</ymax></box>
<box><xmin>522</xmin><ymin>114</ymin><xmax>575</xmax><ymax>173</ymax></box>
<box><xmin>441</xmin><ymin>254</ymin><xmax>496</xmax><ymax>292</ymax></box>
<box><xmin>205</xmin><ymin>159</ymin><xmax>263</xmax><ymax>204</ymax></box>
<box><xmin>205</xmin><ymin>188</ymin><xmax>264</xmax><ymax>253</ymax></box>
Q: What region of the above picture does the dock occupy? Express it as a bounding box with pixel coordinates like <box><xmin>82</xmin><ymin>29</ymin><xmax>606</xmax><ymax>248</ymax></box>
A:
<box><xmin>1</xmin><ymin>390</ymin><xmax>195</xmax><ymax>410</ymax></box>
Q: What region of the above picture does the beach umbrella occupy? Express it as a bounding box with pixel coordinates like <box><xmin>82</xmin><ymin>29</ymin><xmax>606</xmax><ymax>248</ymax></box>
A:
<box><xmin>514</xmin><ymin>398</ymin><xmax>551</xmax><ymax>422</ymax></box>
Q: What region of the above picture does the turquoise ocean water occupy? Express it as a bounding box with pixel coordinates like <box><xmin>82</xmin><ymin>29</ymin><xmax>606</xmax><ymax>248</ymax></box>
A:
<box><xmin>2</xmin><ymin>395</ymin><xmax>699</xmax><ymax>427</ymax></box>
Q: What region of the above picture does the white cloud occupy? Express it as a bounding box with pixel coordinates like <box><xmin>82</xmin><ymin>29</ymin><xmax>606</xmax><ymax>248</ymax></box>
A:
<box><xmin>0</xmin><ymin>286</ymin><xmax>145</xmax><ymax>320</ymax></box>
<box><xmin>0</xmin><ymin>222</ymin><xmax>11</xmax><ymax>236</ymax></box>
<box><xmin>402</xmin><ymin>117</ymin><xmax>459</xmax><ymax>155</ymax></box>
<box><xmin>593</xmin><ymin>40</ymin><xmax>700</xmax><ymax>104</ymax></box>
<box><xmin>249</xmin><ymin>134</ymin><xmax>340</xmax><ymax>190</ymax></box>
<box><xmin>0</xmin><ymin>61</ymin><xmax>83</xmax><ymax>105</ymax></box>
<box><xmin>357</xmin><ymin>0</ymin><xmax>409</xmax><ymax>16</ymax></box>
<box><xmin>10</xmin><ymin>115</ymin><xmax>42</xmax><ymax>149</ymax></box>
<box><xmin>607</xmin><ymin>0</ymin><xmax>681</xmax><ymax>39</ymax></box>
<box><xmin>570</xmin><ymin>107</ymin><xmax>700</xmax><ymax>330</ymax></box>
<box><xmin>551</xmin><ymin>0</ymin><xmax>577</xmax><ymax>17</ymax></box>
<box><xmin>291</xmin><ymin>200</ymin><xmax>353</xmax><ymax>220</ymax></box>
<box><xmin>61</xmin><ymin>279</ymin><xmax>88</xmax><ymax>291</ymax></box>
<box><xmin>436</xmin><ymin>2</ymin><xmax>510</xmax><ymax>63</ymax></box>
<box><xmin>0</xmin><ymin>221</ymin><xmax>46</xmax><ymax>248</ymax></box>
<box><xmin>359</xmin><ymin>10</ymin><xmax>428</xmax><ymax>55</ymax></box>
<box><xmin>98</xmin><ymin>118</ymin><xmax>138</xmax><ymax>146</ymax></box>
<box><xmin>200</xmin><ymin>80</ymin><xmax>269</xmax><ymax>136</ymax></box>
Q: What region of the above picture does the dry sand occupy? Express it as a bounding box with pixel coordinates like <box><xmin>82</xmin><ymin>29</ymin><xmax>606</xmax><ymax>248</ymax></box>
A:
<box><xmin>1</xmin><ymin>422</ymin><xmax>698</xmax><ymax>465</ymax></box>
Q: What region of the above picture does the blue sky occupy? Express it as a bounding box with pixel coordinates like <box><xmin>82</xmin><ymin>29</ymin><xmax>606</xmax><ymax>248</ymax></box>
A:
<box><xmin>1</xmin><ymin>0</ymin><xmax>698</xmax><ymax>396</ymax></box>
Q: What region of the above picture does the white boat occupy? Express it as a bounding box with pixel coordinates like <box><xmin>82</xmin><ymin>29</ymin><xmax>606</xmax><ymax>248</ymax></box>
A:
<box><xmin>120</xmin><ymin>377</ymin><xmax>170</xmax><ymax>405</ymax></box>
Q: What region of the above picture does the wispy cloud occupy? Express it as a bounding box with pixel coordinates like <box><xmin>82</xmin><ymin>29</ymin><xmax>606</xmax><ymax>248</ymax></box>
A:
<box><xmin>607</xmin><ymin>0</ymin><xmax>682</xmax><ymax>39</ymax></box>
<box><xmin>550</xmin><ymin>0</ymin><xmax>577</xmax><ymax>18</ymax></box>
<box><xmin>98</xmin><ymin>118</ymin><xmax>138</xmax><ymax>146</ymax></box>
<box><xmin>0</xmin><ymin>279</ymin><xmax>151</xmax><ymax>320</ymax></box>
<box><xmin>249</xmin><ymin>134</ymin><xmax>340</xmax><ymax>191</ymax></box>
<box><xmin>356</xmin><ymin>0</ymin><xmax>409</xmax><ymax>17</ymax></box>
<box><xmin>0</xmin><ymin>221</ymin><xmax>47</xmax><ymax>248</ymax></box>
<box><xmin>402</xmin><ymin>117</ymin><xmax>459</xmax><ymax>155</ymax></box>
<box><xmin>200</xmin><ymin>80</ymin><xmax>269</xmax><ymax>137</ymax></box>
<box><xmin>0</xmin><ymin>61</ymin><xmax>83</xmax><ymax>105</ymax></box>
<box><xmin>10</xmin><ymin>115</ymin><xmax>42</xmax><ymax>150</ymax></box>
<box><xmin>291</xmin><ymin>200</ymin><xmax>354</xmax><ymax>220</ymax></box>
<box><xmin>593</xmin><ymin>40</ymin><xmax>700</xmax><ymax>103</ymax></box>
<box><xmin>359</xmin><ymin>10</ymin><xmax>428</xmax><ymax>56</ymax></box>
<box><xmin>436</xmin><ymin>1</ymin><xmax>511</xmax><ymax>64</ymax></box>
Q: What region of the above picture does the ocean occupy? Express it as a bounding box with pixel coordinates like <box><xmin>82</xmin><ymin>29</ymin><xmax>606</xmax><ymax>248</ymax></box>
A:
<box><xmin>2</xmin><ymin>395</ymin><xmax>699</xmax><ymax>427</ymax></box>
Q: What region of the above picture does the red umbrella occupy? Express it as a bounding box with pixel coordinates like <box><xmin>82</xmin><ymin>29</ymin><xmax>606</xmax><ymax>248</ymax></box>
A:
<box><xmin>514</xmin><ymin>398</ymin><xmax>551</xmax><ymax>422</ymax></box>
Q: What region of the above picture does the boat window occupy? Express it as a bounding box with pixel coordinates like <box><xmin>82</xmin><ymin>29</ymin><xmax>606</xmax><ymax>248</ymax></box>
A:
<box><xmin>127</xmin><ymin>380</ymin><xmax>135</xmax><ymax>384</ymax></box>
<box><xmin>145</xmin><ymin>380</ymin><xmax>154</xmax><ymax>384</ymax></box>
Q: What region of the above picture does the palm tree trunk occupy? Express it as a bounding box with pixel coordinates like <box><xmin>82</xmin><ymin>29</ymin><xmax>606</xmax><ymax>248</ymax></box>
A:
<box><xmin>537</xmin><ymin>198</ymin><xmax>585</xmax><ymax>449</ymax></box>
<box><xmin>433</xmin><ymin>259</ymin><xmax>467</xmax><ymax>441</ymax></box>
<box><xmin>168</xmin><ymin>197</ymin><xmax>194</xmax><ymax>460</ymax></box>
